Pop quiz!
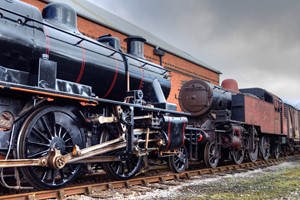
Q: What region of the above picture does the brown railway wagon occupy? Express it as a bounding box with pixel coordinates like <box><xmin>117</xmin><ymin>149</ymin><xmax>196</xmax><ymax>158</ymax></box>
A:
<box><xmin>285</xmin><ymin>104</ymin><xmax>300</xmax><ymax>143</ymax></box>
<box><xmin>232</xmin><ymin>88</ymin><xmax>287</xmax><ymax>136</ymax></box>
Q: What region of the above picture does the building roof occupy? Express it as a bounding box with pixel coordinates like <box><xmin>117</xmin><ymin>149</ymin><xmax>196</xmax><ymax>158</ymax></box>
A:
<box><xmin>44</xmin><ymin>0</ymin><xmax>221</xmax><ymax>74</ymax></box>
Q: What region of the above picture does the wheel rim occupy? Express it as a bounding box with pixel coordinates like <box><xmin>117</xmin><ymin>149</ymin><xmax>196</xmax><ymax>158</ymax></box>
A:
<box><xmin>273</xmin><ymin>144</ymin><xmax>280</xmax><ymax>159</ymax></box>
<box><xmin>18</xmin><ymin>106</ymin><xmax>83</xmax><ymax>190</ymax></box>
<box><xmin>248</xmin><ymin>127</ymin><xmax>259</xmax><ymax>162</ymax></box>
<box><xmin>231</xmin><ymin>149</ymin><xmax>244</xmax><ymax>164</ymax></box>
<box><xmin>260</xmin><ymin>136</ymin><xmax>270</xmax><ymax>160</ymax></box>
<box><xmin>204</xmin><ymin>142</ymin><xmax>219</xmax><ymax>168</ymax></box>
<box><xmin>101</xmin><ymin>129</ymin><xmax>142</xmax><ymax>180</ymax></box>
<box><xmin>248</xmin><ymin>142</ymin><xmax>259</xmax><ymax>162</ymax></box>
<box><xmin>168</xmin><ymin>146</ymin><xmax>188</xmax><ymax>173</ymax></box>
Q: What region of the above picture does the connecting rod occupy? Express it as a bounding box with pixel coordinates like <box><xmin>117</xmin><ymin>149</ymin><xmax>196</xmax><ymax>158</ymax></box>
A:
<box><xmin>0</xmin><ymin>136</ymin><xmax>126</xmax><ymax>169</ymax></box>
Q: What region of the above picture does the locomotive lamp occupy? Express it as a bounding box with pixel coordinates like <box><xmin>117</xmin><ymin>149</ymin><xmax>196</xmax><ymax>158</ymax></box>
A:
<box><xmin>154</xmin><ymin>46</ymin><xmax>165</xmax><ymax>65</ymax></box>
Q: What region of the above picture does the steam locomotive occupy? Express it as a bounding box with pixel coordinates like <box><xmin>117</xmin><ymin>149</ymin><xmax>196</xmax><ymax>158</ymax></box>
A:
<box><xmin>0</xmin><ymin>0</ymin><xmax>298</xmax><ymax>191</ymax></box>
<box><xmin>179</xmin><ymin>79</ymin><xmax>299</xmax><ymax>168</ymax></box>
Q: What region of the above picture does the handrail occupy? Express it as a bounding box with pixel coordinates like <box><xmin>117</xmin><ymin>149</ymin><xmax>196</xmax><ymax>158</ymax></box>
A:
<box><xmin>0</xmin><ymin>5</ymin><xmax>170</xmax><ymax>74</ymax></box>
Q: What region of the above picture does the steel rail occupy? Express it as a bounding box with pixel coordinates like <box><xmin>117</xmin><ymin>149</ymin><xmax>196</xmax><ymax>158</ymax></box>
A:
<box><xmin>0</xmin><ymin>157</ymin><xmax>289</xmax><ymax>200</ymax></box>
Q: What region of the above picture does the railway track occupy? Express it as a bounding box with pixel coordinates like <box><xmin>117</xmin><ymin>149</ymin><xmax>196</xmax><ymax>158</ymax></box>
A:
<box><xmin>0</xmin><ymin>157</ymin><xmax>290</xmax><ymax>200</ymax></box>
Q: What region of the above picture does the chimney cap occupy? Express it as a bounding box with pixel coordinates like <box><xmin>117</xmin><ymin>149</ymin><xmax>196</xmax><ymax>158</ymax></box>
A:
<box><xmin>124</xmin><ymin>35</ymin><xmax>146</xmax><ymax>43</ymax></box>
<box><xmin>221</xmin><ymin>79</ymin><xmax>240</xmax><ymax>93</ymax></box>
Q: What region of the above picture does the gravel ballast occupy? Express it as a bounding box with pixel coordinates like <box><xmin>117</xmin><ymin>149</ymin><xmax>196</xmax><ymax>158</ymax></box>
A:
<box><xmin>67</xmin><ymin>160</ymin><xmax>300</xmax><ymax>200</ymax></box>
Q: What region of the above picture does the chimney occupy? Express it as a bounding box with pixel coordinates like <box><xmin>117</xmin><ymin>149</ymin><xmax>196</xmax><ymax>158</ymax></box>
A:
<box><xmin>124</xmin><ymin>35</ymin><xmax>146</xmax><ymax>58</ymax></box>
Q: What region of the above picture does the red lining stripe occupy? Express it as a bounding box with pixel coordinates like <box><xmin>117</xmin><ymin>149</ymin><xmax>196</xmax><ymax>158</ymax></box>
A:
<box><xmin>181</xmin><ymin>122</ymin><xmax>186</xmax><ymax>147</ymax></box>
<box><xmin>166</xmin><ymin>117</ymin><xmax>171</xmax><ymax>149</ymax></box>
<box><xmin>138</xmin><ymin>62</ymin><xmax>144</xmax><ymax>90</ymax></box>
<box><xmin>76</xmin><ymin>44</ymin><xmax>86</xmax><ymax>83</ymax></box>
<box><xmin>44</xmin><ymin>26</ymin><xmax>50</xmax><ymax>55</ymax></box>
<box><xmin>102</xmin><ymin>57</ymin><xmax>119</xmax><ymax>98</ymax></box>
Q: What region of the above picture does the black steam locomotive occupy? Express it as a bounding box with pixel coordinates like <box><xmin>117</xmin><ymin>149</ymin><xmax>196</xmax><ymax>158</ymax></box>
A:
<box><xmin>0</xmin><ymin>0</ymin><xmax>299</xmax><ymax>191</ymax></box>
<box><xmin>0</xmin><ymin>1</ymin><xmax>187</xmax><ymax>190</ymax></box>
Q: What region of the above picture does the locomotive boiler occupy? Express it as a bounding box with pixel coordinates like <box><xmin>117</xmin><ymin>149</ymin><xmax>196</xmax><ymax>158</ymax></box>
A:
<box><xmin>0</xmin><ymin>1</ymin><xmax>170</xmax><ymax>101</ymax></box>
<box><xmin>179</xmin><ymin>79</ymin><xmax>233</xmax><ymax>117</ymax></box>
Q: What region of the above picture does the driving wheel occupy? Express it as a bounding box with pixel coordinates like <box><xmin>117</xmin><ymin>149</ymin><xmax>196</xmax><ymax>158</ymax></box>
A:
<box><xmin>17</xmin><ymin>106</ymin><xmax>84</xmax><ymax>190</ymax></box>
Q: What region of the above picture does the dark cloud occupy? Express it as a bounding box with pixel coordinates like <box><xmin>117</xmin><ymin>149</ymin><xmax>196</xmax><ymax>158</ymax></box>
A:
<box><xmin>87</xmin><ymin>0</ymin><xmax>300</xmax><ymax>104</ymax></box>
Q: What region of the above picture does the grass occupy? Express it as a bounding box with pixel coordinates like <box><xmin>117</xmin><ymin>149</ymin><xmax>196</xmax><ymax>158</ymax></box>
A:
<box><xmin>177</xmin><ymin>161</ymin><xmax>300</xmax><ymax>200</ymax></box>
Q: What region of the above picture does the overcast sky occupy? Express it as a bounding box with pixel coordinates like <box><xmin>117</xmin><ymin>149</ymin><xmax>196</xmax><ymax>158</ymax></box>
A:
<box><xmin>87</xmin><ymin>0</ymin><xmax>300</xmax><ymax>106</ymax></box>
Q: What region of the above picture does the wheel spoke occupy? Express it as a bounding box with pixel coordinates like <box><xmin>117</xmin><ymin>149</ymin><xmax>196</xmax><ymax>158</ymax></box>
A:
<box><xmin>122</xmin><ymin>163</ymin><xmax>127</xmax><ymax>176</ymax></box>
<box><xmin>40</xmin><ymin>116</ymin><xmax>53</xmax><ymax>138</ymax></box>
<box><xmin>115</xmin><ymin>163</ymin><xmax>122</xmax><ymax>175</ymax></box>
<box><xmin>57</xmin><ymin>126</ymin><xmax>63</xmax><ymax>138</ymax></box>
<box><xmin>51</xmin><ymin>169</ymin><xmax>57</xmax><ymax>184</ymax></box>
<box><xmin>64</xmin><ymin>137</ymin><xmax>71</xmax><ymax>143</ymax></box>
<box><xmin>28</xmin><ymin>140</ymin><xmax>50</xmax><ymax>148</ymax></box>
<box><xmin>59</xmin><ymin>169</ymin><xmax>67</xmax><ymax>183</ymax></box>
<box><xmin>27</xmin><ymin>149</ymin><xmax>49</xmax><ymax>158</ymax></box>
<box><xmin>61</xmin><ymin>130</ymin><xmax>67</xmax><ymax>139</ymax></box>
<box><xmin>53</xmin><ymin>124</ymin><xmax>58</xmax><ymax>138</ymax></box>
<box><xmin>32</xmin><ymin>127</ymin><xmax>51</xmax><ymax>143</ymax></box>
<box><xmin>114</xmin><ymin>163</ymin><xmax>121</xmax><ymax>174</ymax></box>
<box><xmin>68</xmin><ymin>164</ymin><xmax>75</xmax><ymax>172</ymax></box>
<box><xmin>126</xmin><ymin>162</ymin><xmax>131</xmax><ymax>174</ymax></box>
<box><xmin>130</xmin><ymin>157</ymin><xmax>137</xmax><ymax>166</ymax></box>
<box><xmin>41</xmin><ymin>169</ymin><xmax>48</xmax><ymax>182</ymax></box>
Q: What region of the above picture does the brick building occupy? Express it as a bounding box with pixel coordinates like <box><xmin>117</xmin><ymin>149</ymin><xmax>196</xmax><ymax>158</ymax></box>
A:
<box><xmin>21</xmin><ymin>0</ymin><xmax>221</xmax><ymax>107</ymax></box>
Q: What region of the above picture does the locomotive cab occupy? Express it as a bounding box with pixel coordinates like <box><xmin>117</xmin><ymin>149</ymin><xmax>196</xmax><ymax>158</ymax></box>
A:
<box><xmin>240</xmin><ymin>88</ymin><xmax>274</xmax><ymax>103</ymax></box>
